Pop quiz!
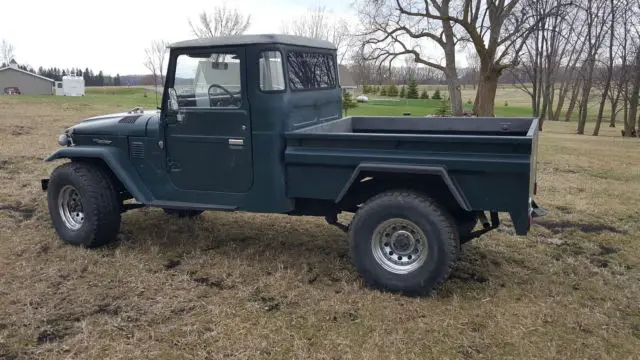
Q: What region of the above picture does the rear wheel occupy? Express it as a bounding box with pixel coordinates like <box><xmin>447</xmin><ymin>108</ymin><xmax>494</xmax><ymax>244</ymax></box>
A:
<box><xmin>47</xmin><ymin>162</ymin><xmax>121</xmax><ymax>248</ymax></box>
<box><xmin>349</xmin><ymin>190</ymin><xmax>459</xmax><ymax>295</ymax></box>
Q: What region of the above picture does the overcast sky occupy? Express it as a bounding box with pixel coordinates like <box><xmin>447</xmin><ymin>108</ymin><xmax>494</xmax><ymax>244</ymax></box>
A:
<box><xmin>0</xmin><ymin>0</ymin><xmax>356</xmax><ymax>75</ymax></box>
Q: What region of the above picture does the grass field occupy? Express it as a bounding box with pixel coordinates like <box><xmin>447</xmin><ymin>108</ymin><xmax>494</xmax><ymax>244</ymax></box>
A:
<box><xmin>1</xmin><ymin>88</ymin><xmax>639</xmax><ymax>359</ymax></box>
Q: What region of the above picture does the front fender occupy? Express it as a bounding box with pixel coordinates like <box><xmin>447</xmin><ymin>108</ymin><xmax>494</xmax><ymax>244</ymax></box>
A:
<box><xmin>44</xmin><ymin>146</ymin><xmax>154</xmax><ymax>203</ymax></box>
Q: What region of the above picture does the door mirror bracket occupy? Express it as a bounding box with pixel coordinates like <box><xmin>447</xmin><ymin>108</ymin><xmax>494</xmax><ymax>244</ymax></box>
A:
<box><xmin>168</xmin><ymin>88</ymin><xmax>179</xmax><ymax>112</ymax></box>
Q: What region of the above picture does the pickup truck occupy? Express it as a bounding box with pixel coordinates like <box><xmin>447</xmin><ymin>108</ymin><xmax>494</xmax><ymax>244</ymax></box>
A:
<box><xmin>41</xmin><ymin>34</ymin><xmax>545</xmax><ymax>295</ymax></box>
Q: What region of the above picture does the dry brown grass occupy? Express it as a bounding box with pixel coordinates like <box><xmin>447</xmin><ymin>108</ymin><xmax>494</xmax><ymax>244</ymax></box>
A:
<box><xmin>0</xmin><ymin>95</ymin><xmax>639</xmax><ymax>360</ymax></box>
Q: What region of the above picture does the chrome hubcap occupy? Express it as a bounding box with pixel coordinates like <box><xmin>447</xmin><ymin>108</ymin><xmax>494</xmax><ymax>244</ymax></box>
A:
<box><xmin>58</xmin><ymin>185</ymin><xmax>84</xmax><ymax>230</ymax></box>
<box><xmin>371</xmin><ymin>218</ymin><xmax>428</xmax><ymax>274</ymax></box>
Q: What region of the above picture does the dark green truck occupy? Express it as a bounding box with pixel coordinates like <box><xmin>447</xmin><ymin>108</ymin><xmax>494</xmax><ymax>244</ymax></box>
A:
<box><xmin>41</xmin><ymin>34</ymin><xmax>545</xmax><ymax>295</ymax></box>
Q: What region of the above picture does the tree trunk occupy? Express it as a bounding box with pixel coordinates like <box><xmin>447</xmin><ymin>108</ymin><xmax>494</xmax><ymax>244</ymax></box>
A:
<box><xmin>474</xmin><ymin>62</ymin><xmax>500</xmax><ymax>117</ymax></box>
<box><xmin>593</xmin><ymin>68</ymin><xmax>614</xmax><ymax>136</ymax></box>
<box><xmin>609</xmin><ymin>90</ymin><xmax>620</xmax><ymax>127</ymax></box>
<box><xmin>565</xmin><ymin>78</ymin><xmax>582</xmax><ymax>122</ymax></box>
<box><xmin>577</xmin><ymin>59</ymin><xmax>596</xmax><ymax>134</ymax></box>
<box><xmin>626</xmin><ymin>76</ymin><xmax>640</xmax><ymax>137</ymax></box>
<box><xmin>553</xmin><ymin>81</ymin><xmax>570</xmax><ymax>121</ymax></box>
<box><xmin>547</xmin><ymin>87</ymin><xmax>555</xmax><ymax>120</ymax></box>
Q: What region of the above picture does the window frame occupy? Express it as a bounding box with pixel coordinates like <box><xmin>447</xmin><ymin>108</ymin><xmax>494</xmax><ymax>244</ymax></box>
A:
<box><xmin>285</xmin><ymin>49</ymin><xmax>338</xmax><ymax>93</ymax></box>
<box><xmin>172</xmin><ymin>48</ymin><xmax>245</xmax><ymax>110</ymax></box>
<box><xmin>257</xmin><ymin>49</ymin><xmax>286</xmax><ymax>94</ymax></box>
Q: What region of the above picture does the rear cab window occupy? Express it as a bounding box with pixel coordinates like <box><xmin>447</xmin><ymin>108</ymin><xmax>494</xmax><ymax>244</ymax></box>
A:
<box><xmin>286</xmin><ymin>51</ymin><xmax>337</xmax><ymax>91</ymax></box>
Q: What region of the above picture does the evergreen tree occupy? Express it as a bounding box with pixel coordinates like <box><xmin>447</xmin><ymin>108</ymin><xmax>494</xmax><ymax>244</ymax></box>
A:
<box><xmin>97</xmin><ymin>71</ymin><xmax>105</xmax><ymax>86</ymax></box>
<box><xmin>399</xmin><ymin>85</ymin><xmax>406</xmax><ymax>98</ymax></box>
<box><xmin>342</xmin><ymin>91</ymin><xmax>358</xmax><ymax>115</ymax></box>
<box><xmin>420</xmin><ymin>88</ymin><xmax>429</xmax><ymax>99</ymax></box>
<box><xmin>387</xmin><ymin>83</ymin><xmax>398</xmax><ymax>97</ymax></box>
<box><xmin>407</xmin><ymin>78</ymin><xmax>419</xmax><ymax>99</ymax></box>
<box><xmin>380</xmin><ymin>86</ymin><xmax>387</xmax><ymax>96</ymax></box>
<box><xmin>115</xmin><ymin>74</ymin><xmax>121</xmax><ymax>86</ymax></box>
<box><xmin>431</xmin><ymin>89</ymin><xmax>442</xmax><ymax>100</ymax></box>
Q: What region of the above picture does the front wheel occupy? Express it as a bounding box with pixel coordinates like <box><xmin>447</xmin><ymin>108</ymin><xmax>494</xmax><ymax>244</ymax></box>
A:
<box><xmin>349</xmin><ymin>190</ymin><xmax>459</xmax><ymax>295</ymax></box>
<box><xmin>47</xmin><ymin>162</ymin><xmax>121</xmax><ymax>248</ymax></box>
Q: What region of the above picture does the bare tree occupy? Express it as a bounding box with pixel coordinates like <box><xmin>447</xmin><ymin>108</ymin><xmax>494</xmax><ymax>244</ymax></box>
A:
<box><xmin>356</xmin><ymin>0</ymin><xmax>464</xmax><ymax>115</ymax></box>
<box><xmin>189</xmin><ymin>4</ymin><xmax>251</xmax><ymax>38</ymax></box>
<box><xmin>593</xmin><ymin>0</ymin><xmax>619</xmax><ymax>135</ymax></box>
<box><xmin>281</xmin><ymin>5</ymin><xmax>353</xmax><ymax>64</ymax></box>
<box><xmin>143</xmin><ymin>40</ymin><xmax>169</xmax><ymax>101</ymax></box>
<box><xmin>143</xmin><ymin>40</ymin><xmax>169</xmax><ymax>86</ymax></box>
<box><xmin>1</xmin><ymin>39</ymin><xmax>15</xmax><ymax>65</ymax></box>
<box><xmin>576</xmin><ymin>0</ymin><xmax>613</xmax><ymax>134</ymax></box>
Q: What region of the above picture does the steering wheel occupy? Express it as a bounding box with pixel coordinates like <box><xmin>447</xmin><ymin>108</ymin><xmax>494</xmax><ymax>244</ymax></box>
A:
<box><xmin>207</xmin><ymin>84</ymin><xmax>237</xmax><ymax>107</ymax></box>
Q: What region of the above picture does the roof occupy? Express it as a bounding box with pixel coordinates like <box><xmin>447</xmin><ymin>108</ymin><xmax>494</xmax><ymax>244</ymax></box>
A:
<box><xmin>338</xmin><ymin>65</ymin><xmax>356</xmax><ymax>87</ymax></box>
<box><xmin>169</xmin><ymin>34</ymin><xmax>336</xmax><ymax>50</ymax></box>
<box><xmin>0</xmin><ymin>66</ymin><xmax>55</xmax><ymax>82</ymax></box>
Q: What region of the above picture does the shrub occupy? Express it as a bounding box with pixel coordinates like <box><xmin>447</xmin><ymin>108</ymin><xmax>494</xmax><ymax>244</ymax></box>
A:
<box><xmin>431</xmin><ymin>89</ymin><xmax>442</xmax><ymax>100</ymax></box>
<box><xmin>342</xmin><ymin>91</ymin><xmax>358</xmax><ymax>115</ymax></box>
<box><xmin>420</xmin><ymin>89</ymin><xmax>429</xmax><ymax>99</ymax></box>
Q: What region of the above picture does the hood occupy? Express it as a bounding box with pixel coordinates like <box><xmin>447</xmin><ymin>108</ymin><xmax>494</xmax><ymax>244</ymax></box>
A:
<box><xmin>69</xmin><ymin>110</ymin><xmax>160</xmax><ymax>137</ymax></box>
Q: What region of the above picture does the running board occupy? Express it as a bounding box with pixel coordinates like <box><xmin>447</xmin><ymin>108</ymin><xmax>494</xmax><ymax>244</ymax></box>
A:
<box><xmin>147</xmin><ymin>200</ymin><xmax>237</xmax><ymax>212</ymax></box>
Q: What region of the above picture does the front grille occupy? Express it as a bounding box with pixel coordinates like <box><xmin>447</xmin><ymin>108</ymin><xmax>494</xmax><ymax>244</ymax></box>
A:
<box><xmin>119</xmin><ymin>115</ymin><xmax>141</xmax><ymax>124</ymax></box>
<box><xmin>130</xmin><ymin>141</ymin><xmax>145</xmax><ymax>158</ymax></box>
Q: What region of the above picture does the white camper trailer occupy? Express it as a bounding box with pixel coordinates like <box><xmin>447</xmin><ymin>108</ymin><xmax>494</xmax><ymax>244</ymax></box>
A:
<box><xmin>55</xmin><ymin>75</ymin><xmax>85</xmax><ymax>96</ymax></box>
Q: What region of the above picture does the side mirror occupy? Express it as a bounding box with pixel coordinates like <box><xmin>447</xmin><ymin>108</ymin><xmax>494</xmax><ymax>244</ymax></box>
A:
<box><xmin>168</xmin><ymin>88</ymin><xmax>179</xmax><ymax>112</ymax></box>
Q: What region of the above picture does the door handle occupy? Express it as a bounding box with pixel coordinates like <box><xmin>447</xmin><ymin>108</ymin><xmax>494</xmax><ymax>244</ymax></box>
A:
<box><xmin>228</xmin><ymin>139</ymin><xmax>244</xmax><ymax>146</ymax></box>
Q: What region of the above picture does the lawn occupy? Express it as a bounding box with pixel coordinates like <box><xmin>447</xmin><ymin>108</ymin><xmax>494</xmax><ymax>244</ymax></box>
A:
<box><xmin>0</xmin><ymin>90</ymin><xmax>639</xmax><ymax>359</ymax></box>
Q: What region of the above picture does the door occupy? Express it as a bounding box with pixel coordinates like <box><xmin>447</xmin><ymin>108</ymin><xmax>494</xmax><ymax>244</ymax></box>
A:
<box><xmin>165</xmin><ymin>48</ymin><xmax>253</xmax><ymax>193</ymax></box>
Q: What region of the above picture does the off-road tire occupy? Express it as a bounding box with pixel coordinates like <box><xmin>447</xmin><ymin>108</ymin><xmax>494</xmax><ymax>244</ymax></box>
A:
<box><xmin>47</xmin><ymin>161</ymin><xmax>121</xmax><ymax>248</ymax></box>
<box><xmin>163</xmin><ymin>209</ymin><xmax>204</xmax><ymax>218</ymax></box>
<box><xmin>349</xmin><ymin>190</ymin><xmax>459</xmax><ymax>295</ymax></box>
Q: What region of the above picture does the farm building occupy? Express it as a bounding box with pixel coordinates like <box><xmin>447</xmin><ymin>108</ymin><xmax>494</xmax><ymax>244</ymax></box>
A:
<box><xmin>0</xmin><ymin>62</ymin><xmax>54</xmax><ymax>95</ymax></box>
<box><xmin>338</xmin><ymin>65</ymin><xmax>357</xmax><ymax>93</ymax></box>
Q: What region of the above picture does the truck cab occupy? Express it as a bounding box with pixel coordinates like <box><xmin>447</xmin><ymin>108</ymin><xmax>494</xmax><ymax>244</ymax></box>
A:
<box><xmin>42</xmin><ymin>34</ymin><xmax>545</xmax><ymax>296</ymax></box>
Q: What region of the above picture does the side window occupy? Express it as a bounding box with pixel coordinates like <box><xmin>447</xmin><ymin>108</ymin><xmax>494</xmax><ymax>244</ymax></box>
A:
<box><xmin>287</xmin><ymin>51</ymin><xmax>337</xmax><ymax>90</ymax></box>
<box><xmin>174</xmin><ymin>52</ymin><xmax>242</xmax><ymax>108</ymax></box>
<box><xmin>259</xmin><ymin>51</ymin><xmax>285</xmax><ymax>91</ymax></box>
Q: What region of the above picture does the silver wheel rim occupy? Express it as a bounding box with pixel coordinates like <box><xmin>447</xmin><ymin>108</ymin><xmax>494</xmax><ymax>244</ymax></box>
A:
<box><xmin>371</xmin><ymin>218</ymin><xmax>428</xmax><ymax>274</ymax></box>
<box><xmin>58</xmin><ymin>185</ymin><xmax>85</xmax><ymax>230</ymax></box>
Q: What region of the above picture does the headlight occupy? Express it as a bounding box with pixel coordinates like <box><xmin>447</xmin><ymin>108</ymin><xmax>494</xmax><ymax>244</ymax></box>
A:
<box><xmin>58</xmin><ymin>134</ymin><xmax>71</xmax><ymax>146</ymax></box>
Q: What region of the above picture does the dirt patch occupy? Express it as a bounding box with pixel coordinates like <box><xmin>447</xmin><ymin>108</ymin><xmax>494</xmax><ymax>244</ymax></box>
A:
<box><xmin>36</xmin><ymin>329</ymin><xmax>60</xmax><ymax>344</ymax></box>
<box><xmin>535</xmin><ymin>219</ymin><xmax>625</xmax><ymax>234</ymax></box>
<box><xmin>164</xmin><ymin>259</ymin><xmax>181</xmax><ymax>270</ymax></box>
<box><xmin>0</xmin><ymin>203</ymin><xmax>36</xmax><ymax>221</ymax></box>
<box><xmin>590</xmin><ymin>257</ymin><xmax>610</xmax><ymax>269</ymax></box>
<box><xmin>451</xmin><ymin>271</ymin><xmax>490</xmax><ymax>284</ymax></box>
<box><xmin>10</xmin><ymin>126</ymin><xmax>31</xmax><ymax>136</ymax></box>
<box><xmin>598</xmin><ymin>245</ymin><xmax>621</xmax><ymax>256</ymax></box>
<box><xmin>192</xmin><ymin>276</ymin><xmax>233</xmax><ymax>290</ymax></box>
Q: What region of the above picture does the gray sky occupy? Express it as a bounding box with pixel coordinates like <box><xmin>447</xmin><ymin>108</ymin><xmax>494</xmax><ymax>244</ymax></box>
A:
<box><xmin>0</xmin><ymin>0</ymin><xmax>355</xmax><ymax>75</ymax></box>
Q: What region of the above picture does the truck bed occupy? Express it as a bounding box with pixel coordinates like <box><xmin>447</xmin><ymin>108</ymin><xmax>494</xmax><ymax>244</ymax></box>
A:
<box><xmin>290</xmin><ymin>116</ymin><xmax>534</xmax><ymax>137</ymax></box>
<box><xmin>284</xmin><ymin>116</ymin><xmax>540</xmax><ymax>235</ymax></box>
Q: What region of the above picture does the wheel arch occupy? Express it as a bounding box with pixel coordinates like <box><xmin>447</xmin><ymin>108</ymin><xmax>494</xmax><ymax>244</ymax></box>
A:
<box><xmin>44</xmin><ymin>146</ymin><xmax>153</xmax><ymax>203</ymax></box>
<box><xmin>336</xmin><ymin>163</ymin><xmax>472</xmax><ymax>216</ymax></box>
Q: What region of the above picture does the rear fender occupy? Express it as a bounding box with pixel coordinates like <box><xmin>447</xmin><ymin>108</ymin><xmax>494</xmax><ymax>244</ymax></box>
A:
<box><xmin>336</xmin><ymin>162</ymin><xmax>471</xmax><ymax>211</ymax></box>
<box><xmin>43</xmin><ymin>146</ymin><xmax>153</xmax><ymax>203</ymax></box>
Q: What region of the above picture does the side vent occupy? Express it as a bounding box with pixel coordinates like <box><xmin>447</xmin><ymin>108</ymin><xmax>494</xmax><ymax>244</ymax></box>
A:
<box><xmin>119</xmin><ymin>115</ymin><xmax>141</xmax><ymax>124</ymax></box>
<box><xmin>130</xmin><ymin>141</ymin><xmax>145</xmax><ymax>159</ymax></box>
